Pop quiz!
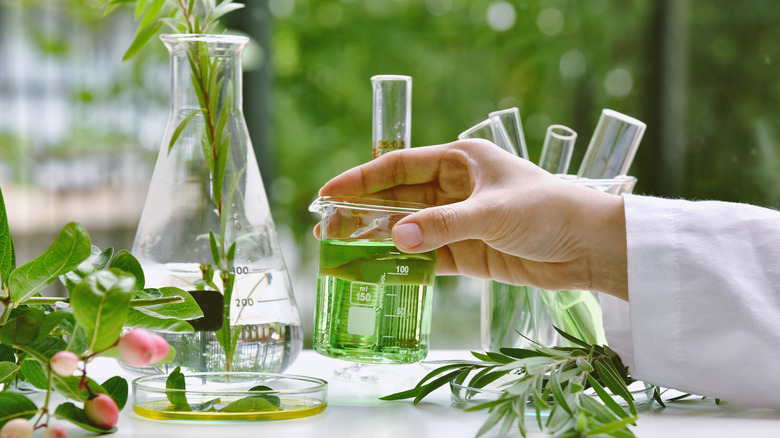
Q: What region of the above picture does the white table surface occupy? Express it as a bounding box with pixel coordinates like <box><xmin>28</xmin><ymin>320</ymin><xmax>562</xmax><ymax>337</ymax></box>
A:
<box><xmin>79</xmin><ymin>350</ymin><xmax>780</xmax><ymax>438</ymax></box>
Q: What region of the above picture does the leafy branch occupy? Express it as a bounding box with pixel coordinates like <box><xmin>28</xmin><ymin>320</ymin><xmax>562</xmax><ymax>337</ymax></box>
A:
<box><xmin>104</xmin><ymin>0</ymin><xmax>247</xmax><ymax>370</ymax></box>
<box><xmin>381</xmin><ymin>327</ymin><xmax>666</xmax><ymax>438</ymax></box>
<box><xmin>0</xmin><ymin>185</ymin><xmax>204</xmax><ymax>434</ymax></box>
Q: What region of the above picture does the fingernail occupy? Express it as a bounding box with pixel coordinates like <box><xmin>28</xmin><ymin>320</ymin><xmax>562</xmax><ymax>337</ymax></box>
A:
<box><xmin>394</xmin><ymin>223</ymin><xmax>423</xmax><ymax>249</ymax></box>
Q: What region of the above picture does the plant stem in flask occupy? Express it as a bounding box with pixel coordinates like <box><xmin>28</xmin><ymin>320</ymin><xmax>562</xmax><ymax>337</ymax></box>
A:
<box><xmin>314</xmin><ymin>239</ymin><xmax>436</xmax><ymax>364</ymax></box>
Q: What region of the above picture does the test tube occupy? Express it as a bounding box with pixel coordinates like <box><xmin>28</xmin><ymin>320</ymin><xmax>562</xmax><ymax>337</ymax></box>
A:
<box><xmin>539</xmin><ymin>124</ymin><xmax>577</xmax><ymax>174</ymax></box>
<box><xmin>576</xmin><ymin>109</ymin><xmax>646</xmax><ymax>178</ymax></box>
<box><xmin>489</xmin><ymin>108</ymin><xmax>529</xmax><ymax>160</ymax></box>
<box><xmin>372</xmin><ymin>75</ymin><xmax>412</xmax><ymax>159</ymax></box>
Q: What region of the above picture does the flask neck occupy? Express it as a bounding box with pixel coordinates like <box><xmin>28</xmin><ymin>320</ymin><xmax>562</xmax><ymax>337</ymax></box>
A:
<box><xmin>162</xmin><ymin>34</ymin><xmax>247</xmax><ymax>112</ymax></box>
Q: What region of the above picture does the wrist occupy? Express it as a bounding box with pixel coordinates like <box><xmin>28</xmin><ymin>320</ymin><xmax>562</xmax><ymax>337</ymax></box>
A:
<box><xmin>585</xmin><ymin>192</ymin><xmax>629</xmax><ymax>300</ymax></box>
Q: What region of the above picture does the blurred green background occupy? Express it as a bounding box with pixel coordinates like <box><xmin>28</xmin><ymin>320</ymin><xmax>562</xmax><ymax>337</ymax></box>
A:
<box><xmin>1</xmin><ymin>0</ymin><xmax>779</xmax><ymax>349</ymax></box>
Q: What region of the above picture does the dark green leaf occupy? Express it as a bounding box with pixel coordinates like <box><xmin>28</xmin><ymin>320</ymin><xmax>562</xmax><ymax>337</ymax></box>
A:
<box><xmin>122</xmin><ymin>21</ymin><xmax>163</xmax><ymax>61</ymax></box>
<box><xmin>102</xmin><ymin>376</ymin><xmax>129</xmax><ymax>411</ymax></box>
<box><xmin>0</xmin><ymin>308</ymin><xmax>43</xmax><ymax>345</ymax></box>
<box><xmin>52</xmin><ymin>375</ymin><xmax>104</xmax><ymax>402</ymax></box>
<box><xmin>29</xmin><ymin>336</ymin><xmax>69</xmax><ymax>359</ymax></box>
<box><xmin>498</xmin><ymin>347</ymin><xmax>546</xmax><ymax>360</ymax></box>
<box><xmin>70</xmin><ymin>270</ymin><xmax>133</xmax><ymax>352</ymax></box>
<box><xmin>413</xmin><ymin>369</ymin><xmax>464</xmax><ymax>405</ymax></box>
<box><xmin>36</xmin><ymin>313</ymin><xmax>73</xmax><ymax>343</ymax></box>
<box><xmin>549</xmin><ymin>369</ymin><xmax>572</xmax><ymax>416</ymax></box>
<box><xmin>219</xmin><ymin>396</ymin><xmax>281</xmax><ymax>413</ymax></box>
<box><xmin>593</xmin><ymin>359</ymin><xmax>636</xmax><ymax>416</ymax></box>
<box><xmin>131</xmin><ymin>287</ymin><xmax>203</xmax><ymax>321</ymax></box>
<box><xmin>0</xmin><ymin>345</ymin><xmax>15</xmax><ymax>363</ymax></box>
<box><xmin>168</xmin><ymin>110</ymin><xmax>201</xmax><ymax>153</ymax></box>
<box><xmin>109</xmin><ymin>249</ymin><xmax>145</xmax><ymax>290</ymax></box>
<box><xmin>54</xmin><ymin>402</ymin><xmax>116</xmax><ymax>433</ymax></box>
<box><xmin>0</xmin><ymin>392</ymin><xmax>38</xmax><ymax>427</ymax></box>
<box><xmin>378</xmin><ymin>386</ymin><xmax>421</xmax><ymax>401</ymax></box>
<box><xmin>166</xmin><ymin>367</ymin><xmax>192</xmax><ymax>411</ymax></box>
<box><xmin>586</xmin><ymin>374</ymin><xmax>633</xmax><ymax>421</ymax></box>
<box><xmin>0</xmin><ymin>362</ymin><xmax>18</xmax><ymax>383</ymax></box>
<box><xmin>20</xmin><ymin>360</ymin><xmax>47</xmax><ymax>389</ymax></box>
<box><xmin>553</xmin><ymin>326</ymin><xmax>592</xmax><ymax>349</ymax></box>
<box><xmin>248</xmin><ymin>385</ymin><xmax>281</xmax><ymax>408</ymax></box>
<box><xmin>0</xmin><ymin>187</ymin><xmax>16</xmax><ymax>286</ymax></box>
<box><xmin>8</xmin><ymin>222</ymin><xmax>91</xmax><ymax>303</ymax></box>
<box><xmin>485</xmin><ymin>352</ymin><xmax>515</xmax><ymax>364</ymax></box>
<box><xmin>125</xmin><ymin>308</ymin><xmax>195</xmax><ymax>333</ymax></box>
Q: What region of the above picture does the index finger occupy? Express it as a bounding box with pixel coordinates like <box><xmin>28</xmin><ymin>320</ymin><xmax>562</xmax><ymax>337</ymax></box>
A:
<box><xmin>318</xmin><ymin>142</ymin><xmax>458</xmax><ymax>197</ymax></box>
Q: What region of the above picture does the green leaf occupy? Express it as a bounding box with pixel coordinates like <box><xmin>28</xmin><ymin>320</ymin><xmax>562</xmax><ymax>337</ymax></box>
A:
<box><xmin>109</xmin><ymin>249</ymin><xmax>145</xmax><ymax>290</ymax></box>
<box><xmin>549</xmin><ymin>369</ymin><xmax>572</xmax><ymax>416</ymax></box>
<box><xmin>8</xmin><ymin>222</ymin><xmax>91</xmax><ymax>303</ymax></box>
<box><xmin>122</xmin><ymin>21</ymin><xmax>163</xmax><ymax>61</ymax></box>
<box><xmin>166</xmin><ymin>367</ymin><xmax>192</xmax><ymax>411</ymax></box>
<box><xmin>593</xmin><ymin>359</ymin><xmax>636</xmax><ymax>416</ymax></box>
<box><xmin>553</xmin><ymin>326</ymin><xmax>592</xmax><ymax>349</ymax></box>
<box><xmin>586</xmin><ymin>374</ymin><xmax>633</xmax><ymax>421</ymax></box>
<box><xmin>132</xmin><ymin>287</ymin><xmax>203</xmax><ymax>321</ymax></box>
<box><xmin>587</xmin><ymin>415</ymin><xmax>638</xmax><ymax>435</ymax></box>
<box><xmin>102</xmin><ymin>376</ymin><xmax>129</xmax><ymax>411</ymax></box>
<box><xmin>168</xmin><ymin>110</ymin><xmax>201</xmax><ymax>153</ymax></box>
<box><xmin>413</xmin><ymin>369</ymin><xmax>464</xmax><ymax>405</ymax></box>
<box><xmin>0</xmin><ymin>308</ymin><xmax>43</xmax><ymax>345</ymax></box>
<box><xmin>209</xmin><ymin>230</ymin><xmax>221</xmax><ymax>266</ymax></box>
<box><xmin>219</xmin><ymin>396</ymin><xmax>281</xmax><ymax>413</ymax></box>
<box><xmin>138</xmin><ymin>0</ymin><xmax>165</xmax><ymax>30</ymax></box>
<box><xmin>0</xmin><ymin>345</ymin><xmax>15</xmax><ymax>363</ymax></box>
<box><xmin>0</xmin><ymin>392</ymin><xmax>38</xmax><ymax>427</ymax></box>
<box><xmin>247</xmin><ymin>385</ymin><xmax>281</xmax><ymax>408</ymax></box>
<box><xmin>51</xmin><ymin>375</ymin><xmax>104</xmax><ymax>402</ymax></box>
<box><xmin>125</xmin><ymin>308</ymin><xmax>195</xmax><ymax>333</ymax></box>
<box><xmin>0</xmin><ymin>362</ymin><xmax>18</xmax><ymax>383</ymax></box>
<box><xmin>70</xmin><ymin>270</ymin><xmax>133</xmax><ymax>352</ymax></box>
<box><xmin>35</xmin><ymin>313</ymin><xmax>73</xmax><ymax>343</ymax></box>
<box><xmin>20</xmin><ymin>360</ymin><xmax>47</xmax><ymax>390</ymax></box>
<box><xmin>0</xmin><ymin>187</ymin><xmax>16</xmax><ymax>287</ymax></box>
<box><xmin>54</xmin><ymin>402</ymin><xmax>116</xmax><ymax>433</ymax></box>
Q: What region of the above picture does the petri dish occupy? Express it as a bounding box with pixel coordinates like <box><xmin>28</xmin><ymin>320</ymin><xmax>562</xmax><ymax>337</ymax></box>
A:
<box><xmin>132</xmin><ymin>372</ymin><xmax>327</xmax><ymax>421</ymax></box>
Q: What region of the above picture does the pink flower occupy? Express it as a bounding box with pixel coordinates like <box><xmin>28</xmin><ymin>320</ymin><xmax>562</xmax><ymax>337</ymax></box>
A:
<box><xmin>50</xmin><ymin>351</ymin><xmax>79</xmax><ymax>377</ymax></box>
<box><xmin>0</xmin><ymin>418</ymin><xmax>33</xmax><ymax>438</ymax></box>
<box><xmin>43</xmin><ymin>424</ymin><xmax>69</xmax><ymax>438</ymax></box>
<box><xmin>118</xmin><ymin>329</ymin><xmax>168</xmax><ymax>367</ymax></box>
<box><xmin>84</xmin><ymin>394</ymin><xmax>119</xmax><ymax>430</ymax></box>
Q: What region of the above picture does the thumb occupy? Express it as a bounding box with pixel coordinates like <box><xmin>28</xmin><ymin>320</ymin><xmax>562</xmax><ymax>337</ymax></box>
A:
<box><xmin>392</xmin><ymin>201</ymin><xmax>484</xmax><ymax>252</ymax></box>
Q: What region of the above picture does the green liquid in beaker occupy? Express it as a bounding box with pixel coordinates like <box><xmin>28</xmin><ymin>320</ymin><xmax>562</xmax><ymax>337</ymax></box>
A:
<box><xmin>313</xmin><ymin>239</ymin><xmax>437</xmax><ymax>364</ymax></box>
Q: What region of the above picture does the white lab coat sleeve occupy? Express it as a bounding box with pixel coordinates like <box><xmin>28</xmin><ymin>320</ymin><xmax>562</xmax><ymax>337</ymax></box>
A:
<box><xmin>602</xmin><ymin>193</ymin><xmax>780</xmax><ymax>409</ymax></box>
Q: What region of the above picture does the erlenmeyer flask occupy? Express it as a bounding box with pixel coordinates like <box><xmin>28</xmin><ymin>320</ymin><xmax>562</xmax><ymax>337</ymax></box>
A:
<box><xmin>131</xmin><ymin>34</ymin><xmax>302</xmax><ymax>374</ymax></box>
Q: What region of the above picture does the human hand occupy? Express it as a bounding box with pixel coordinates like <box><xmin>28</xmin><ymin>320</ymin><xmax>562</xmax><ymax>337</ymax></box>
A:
<box><xmin>318</xmin><ymin>140</ymin><xmax>628</xmax><ymax>300</ymax></box>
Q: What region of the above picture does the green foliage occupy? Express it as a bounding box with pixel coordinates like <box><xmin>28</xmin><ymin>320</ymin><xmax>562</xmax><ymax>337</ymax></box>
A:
<box><xmin>381</xmin><ymin>327</ymin><xmax>646</xmax><ymax>438</ymax></box>
<box><xmin>0</xmin><ymin>185</ymin><xmax>203</xmax><ymax>434</ymax></box>
<box><xmin>164</xmin><ymin>366</ymin><xmax>282</xmax><ymax>414</ymax></box>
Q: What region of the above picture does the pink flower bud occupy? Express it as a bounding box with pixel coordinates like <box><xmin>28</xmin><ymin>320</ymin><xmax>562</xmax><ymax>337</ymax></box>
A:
<box><xmin>0</xmin><ymin>418</ymin><xmax>33</xmax><ymax>438</ymax></box>
<box><xmin>43</xmin><ymin>424</ymin><xmax>69</xmax><ymax>438</ymax></box>
<box><xmin>118</xmin><ymin>329</ymin><xmax>156</xmax><ymax>367</ymax></box>
<box><xmin>84</xmin><ymin>394</ymin><xmax>119</xmax><ymax>430</ymax></box>
<box><xmin>149</xmin><ymin>333</ymin><xmax>169</xmax><ymax>363</ymax></box>
<box><xmin>50</xmin><ymin>351</ymin><xmax>79</xmax><ymax>377</ymax></box>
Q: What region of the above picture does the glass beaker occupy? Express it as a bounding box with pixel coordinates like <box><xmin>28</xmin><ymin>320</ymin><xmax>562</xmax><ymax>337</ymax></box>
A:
<box><xmin>309</xmin><ymin>196</ymin><xmax>437</xmax><ymax>365</ymax></box>
<box><xmin>131</xmin><ymin>34</ymin><xmax>303</xmax><ymax>374</ymax></box>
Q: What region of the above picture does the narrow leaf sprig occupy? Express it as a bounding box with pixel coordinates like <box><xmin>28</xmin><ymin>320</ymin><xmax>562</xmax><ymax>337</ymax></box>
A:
<box><xmin>381</xmin><ymin>327</ymin><xmax>657</xmax><ymax>438</ymax></box>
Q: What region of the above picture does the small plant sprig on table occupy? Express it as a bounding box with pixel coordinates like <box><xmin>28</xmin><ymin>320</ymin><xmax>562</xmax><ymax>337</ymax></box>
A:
<box><xmin>382</xmin><ymin>327</ymin><xmax>665</xmax><ymax>438</ymax></box>
<box><xmin>0</xmin><ymin>188</ymin><xmax>203</xmax><ymax>436</ymax></box>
